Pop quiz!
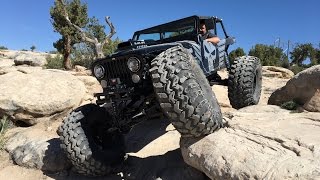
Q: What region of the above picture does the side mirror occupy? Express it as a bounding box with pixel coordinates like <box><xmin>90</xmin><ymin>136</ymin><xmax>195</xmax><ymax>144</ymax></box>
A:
<box><xmin>225</xmin><ymin>37</ymin><xmax>236</xmax><ymax>46</ymax></box>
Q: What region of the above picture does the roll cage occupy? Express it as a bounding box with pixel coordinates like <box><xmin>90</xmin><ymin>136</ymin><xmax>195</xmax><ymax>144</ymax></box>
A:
<box><xmin>132</xmin><ymin>15</ymin><xmax>229</xmax><ymax>44</ymax></box>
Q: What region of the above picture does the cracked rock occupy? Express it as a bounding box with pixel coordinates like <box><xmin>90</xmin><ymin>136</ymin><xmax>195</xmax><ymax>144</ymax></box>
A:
<box><xmin>180</xmin><ymin>105</ymin><xmax>320</xmax><ymax>179</ymax></box>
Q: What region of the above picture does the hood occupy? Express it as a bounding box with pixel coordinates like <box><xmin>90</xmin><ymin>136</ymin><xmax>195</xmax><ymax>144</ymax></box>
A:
<box><xmin>109</xmin><ymin>40</ymin><xmax>180</xmax><ymax>58</ymax></box>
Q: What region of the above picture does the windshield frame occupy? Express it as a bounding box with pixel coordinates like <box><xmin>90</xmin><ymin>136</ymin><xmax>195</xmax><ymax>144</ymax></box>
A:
<box><xmin>132</xmin><ymin>16</ymin><xmax>198</xmax><ymax>42</ymax></box>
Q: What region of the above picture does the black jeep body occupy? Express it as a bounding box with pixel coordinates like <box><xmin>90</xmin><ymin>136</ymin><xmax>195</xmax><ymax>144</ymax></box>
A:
<box><xmin>91</xmin><ymin>15</ymin><xmax>234</xmax><ymax>131</ymax></box>
<box><xmin>59</xmin><ymin>15</ymin><xmax>261</xmax><ymax>176</ymax></box>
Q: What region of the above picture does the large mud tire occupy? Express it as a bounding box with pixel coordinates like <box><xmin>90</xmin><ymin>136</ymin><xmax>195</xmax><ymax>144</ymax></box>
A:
<box><xmin>228</xmin><ymin>56</ymin><xmax>262</xmax><ymax>109</ymax></box>
<box><xmin>150</xmin><ymin>46</ymin><xmax>223</xmax><ymax>137</ymax></box>
<box><xmin>58</xmin><ymin>104</ymin><xmax>125</xmax><ymax>176</ymax></box>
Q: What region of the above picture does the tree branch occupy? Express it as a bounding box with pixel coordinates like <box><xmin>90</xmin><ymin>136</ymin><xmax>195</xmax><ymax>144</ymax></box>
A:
<box><xmin>57</xmin><ymin>0</ymin><xmax>96</xmax><ymax>44</ymax></box>
<box><xmin>55</xmin><ymin>0</ymin><xmax>117</xmax><ymax>59</ymax></box>
<box><xmin>101</xmin><ymin>16</ymin><xmax>116</xmax><ymax>47</ymax></box>
<box><xmin>105</xmin><ymin>16</ymin><xmax>116</xmax><ymax>39</ymax></box>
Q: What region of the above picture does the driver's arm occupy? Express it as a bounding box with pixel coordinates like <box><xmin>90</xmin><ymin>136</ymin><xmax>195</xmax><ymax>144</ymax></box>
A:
<box><xmin>206</xmin><ymin>32</ymin><xmax>220</xmax><ymax>44</ymax></box>
<box><xmin>206</xmin><ymin>36</ymin><xmax>220</xmax><ymax>44</ymax></box>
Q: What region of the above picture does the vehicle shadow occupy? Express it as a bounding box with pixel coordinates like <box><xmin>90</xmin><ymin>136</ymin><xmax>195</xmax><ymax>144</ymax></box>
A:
<box><xmin>43</xmin><ymin>118</ymin><xmax>207</xmax><ymax>180</ymax></box>
<box><xmin>124</xmin><ymin>117</ymin><xmax>171</xmax><ymax>153</ymax></box>
<box><xmin>121</xmin><ymin>149</ymin><xmax>206</xmax><ymax>180</ymax></box>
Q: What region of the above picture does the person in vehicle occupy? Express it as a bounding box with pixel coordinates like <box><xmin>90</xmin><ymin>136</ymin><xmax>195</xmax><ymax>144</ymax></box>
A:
<box><xmin>199</xmin><ymin>20</ymin><xmax>222</xmax><ymax>83</ymax></box>
<box><xmin>199</xmin><ymin>20</ymin><xmax>220</xmax><ymax>45</ymax></box>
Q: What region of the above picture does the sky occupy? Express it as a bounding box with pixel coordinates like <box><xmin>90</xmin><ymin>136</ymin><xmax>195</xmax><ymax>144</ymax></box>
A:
<box><xmin>0</xmin><ymin>0</ymin><xmax>319</xmax><ymax>55</ymax></box>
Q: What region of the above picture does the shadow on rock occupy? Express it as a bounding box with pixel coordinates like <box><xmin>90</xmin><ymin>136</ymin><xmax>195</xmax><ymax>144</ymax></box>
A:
<box><xmin>42</xmin><ymin>138</ymin><xmax>72</xmax><ymax>173</ymax></box>
<box><xmin>125</xmin><ymin>118</ymin><xmax>171</xmax><ymax>153</ymax></box>
<box><xmin>122</xmin><ymin>149</ymin><xmax>207</xmax><ymax>180</ymax></box>
<box><xmin>43</xmin><ymin>118</ymin><xmax>207</xmax><ymax>179</ymax></box>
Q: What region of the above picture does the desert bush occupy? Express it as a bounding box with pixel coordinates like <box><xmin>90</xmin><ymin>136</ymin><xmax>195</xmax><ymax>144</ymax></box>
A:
<box><xmin>0</xmin><ymin>116</ymin><xmax>11</xmax><ymax>150</ymax></box>
<box><xmin>289</xmin><ymin>65</ymin><xmax>306</xmax><ymax>74</ymax></box>
<box><xmin>72</xmin><ymin>43</ymin><xmax>95</xmax><ymax>68</ymax></box>
<box><xmin>45</xmin><ymin>54</ymin><xmax>64</xmax><ymax>69</ymax></box>
<box><xmin>0</xmin><ymin>46</ymin><xmax>8</xmax><ymax>50</ymax></box>
<box><xmin>280</xmin><ymin>101</ymin><xmax>298</xmax><ymax>110</ymax></box>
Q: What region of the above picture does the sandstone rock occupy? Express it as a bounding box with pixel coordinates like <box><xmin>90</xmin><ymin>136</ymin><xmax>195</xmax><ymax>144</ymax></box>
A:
<box><xmin>262</xmin><ymin>66</ymin><xmax>294</xmax><ymax>79</ymax></box>
<box><xmin>0</xmin><ymin>166</ymin><xmax>49</xmax><ymax>180</ymax></box>
<box><xmin>0</xmin><ymin>50</ymin><xmax>52</xmax><ymax>67</ymax></box>
<box><xmin>69</xmin><ymin>70</ymin><xmax>92</xmax><ymax>76</ymax></box>
<box><xmin>303</xmin><ymin>89</ymin><xmax>320</xmax><ymax>112</ymax></box>
<box><xmin>5</xmin><ymin>127</ymin><xmax>71</xmax><ymax>172</ymax></box>
<box><xmin>2</xmin><ymin>115</ymin><xmax>205</xmax><ymax>179</ymax></box>
<box><xmin>259</xmin><ymin>76</ymin><xmax>289</xmax><ymax>106</ymax></box>
<box><xmin>0</xmin><ymin>69</ymin><xmax>86</xmax><ymax>125</ymax></box>
<box><xmin>0</xmin><ymin>66</ymin><xmax>43</xmax><ymax>75</ymax></box>
<box><xmin>0</xmin><ymin>151</ymin><xmax>12</xmax><ymax>171</ymax></box>
<box><xmin>14</xmin><ymin>53</ymin><xmax>47</xmax><ymax>67</ymax></box>
<box><xmin>75</xmin><ymin>75</ymin><xmax>102</xmax><ymax>96</ymax></box>
<box><xmin>0</xmin><ymin>66</ymin><xmax>17</xmax><ymax>75</ymax></box>
<box><xmin>16</xmin><ymin>66</ymin><xmax>43</xmax><ymax>74</ymax></box>
<box><xmin>123</xmin><ymin>119</ymin><xmax>206</xmax><ymax>180</ymax></box>
<box><xmin>181</xmin><ymin>105</ymin><xmax>320</xmax><ymax>180</ymax></box>
<box><xmin>0</xmin><ymin>58</ymin><xmax>14</xmax><ymax>67</ymax></box>
<box><xmin>76</xmin><ymin>75</ymin><xmax>97</xmax><ymax>86</ymax></box>
<box><xmin>268</xmin><ymin>65</ymin><xmax>320</xmax><ymax>112</ymax></box>
<box><xmin>75</xmin><ymin>65</ymin><xmax>87</xmax><ymax>72</ymax></box>
<box><xmin>212</xmin><ymin>85</ymin><xmax>232</xmax><ymax>109</ymax></box>
<box><xmin>0</xmin><ymin>50</ymin><xmax>19</xmax><ymax>59</ymax></box>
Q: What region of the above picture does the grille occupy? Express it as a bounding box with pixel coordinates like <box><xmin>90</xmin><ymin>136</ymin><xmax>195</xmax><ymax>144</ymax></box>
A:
<box><xmin>103</xmin><ymin>57</ymin><xmax>132</xmax><ymax>84</ymax></box>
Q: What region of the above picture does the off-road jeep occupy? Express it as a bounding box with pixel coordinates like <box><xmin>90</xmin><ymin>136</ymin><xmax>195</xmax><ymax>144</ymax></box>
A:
<box><xmin>58</xmin><ymin>15</ymin><xmax>262</xmax><ymax>176</ymax></box>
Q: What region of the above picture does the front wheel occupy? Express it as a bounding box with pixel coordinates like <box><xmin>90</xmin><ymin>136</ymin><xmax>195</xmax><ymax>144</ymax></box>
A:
<box><xmin>58</xmin><ymin>104</ymin><xmax>125</xmax><ymax>176</ymax></box>
<box><xmin>228</xmin><ymin>56</ymin><xmax>262</xmax><ymax>109</ymax></box>
<box><xmin>150</xmin><ymin>46</ymin><xmax>223</xmax><ymax>137</ymax></box>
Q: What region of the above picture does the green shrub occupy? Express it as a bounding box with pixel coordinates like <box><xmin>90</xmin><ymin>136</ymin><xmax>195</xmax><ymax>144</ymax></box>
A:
<box><xmin>0</xmin><ymin>116</ymin><xmax>11</xmax><ymax>151</ymax></box>
<box><xmin>280</xmin><ymin>101</ymin><xmax>298</xmax><ymax>110</ymax></box>
<box><xmin>45</xmin><ymin>54</ymin><xmax>64</xmax><ymax>69</ymax></box>
<box><xmin>0</xmin><ymin>46</ymin><xmax>8</xmax><ymax>50</ymax></box>
<box><xmin>72</xmin><ymin>43</ymin><xmax>95</xmax><ymax>69</ymax></box>
<box><xmin>49</xmin><ymin>50</ymin><xmax>58</xmax><ymax>54</ymax></box>
<box><xmin>30</xmin><ymin>45</ymin><xmax>36</xmax><ymax>52</ymax></box>
<box><xmin>289</xmin><ymin>65</ymin><xmax>306</xmax><ymax>74</ymax></box>
<box><xmin>0</xmin><ymin>116</ymin><xmax>10</xmax><ymax>134</ymax></box>
<box><xmin>73</xmin><ymin>58</ymin><xmax>94</xmax><ymax>69</ymax></box>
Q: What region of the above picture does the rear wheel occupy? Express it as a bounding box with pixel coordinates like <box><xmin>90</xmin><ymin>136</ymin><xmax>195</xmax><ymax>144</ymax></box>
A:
<box><xmin>150</xmin><ymin>46</ymin><xmax>223</xmax><ymax>137</ymax></box>
<box><xmin>58</xmin><ymin>104</ymin><xmax>125</xmax><ymax>176</ymax></box>
<box><xmin>228</xmin><ymin>56</ymin><xmax>262</xmax><ymax>109</ymax></box>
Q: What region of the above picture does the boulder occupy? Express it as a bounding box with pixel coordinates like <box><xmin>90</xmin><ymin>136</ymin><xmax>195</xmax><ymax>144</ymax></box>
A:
<box><xmin>0</xmin><ymin>66</ymin><xmax>43</xmax><ymax>75</ymax></box>
<box><xmin>5</xmin><ymin>127</ymin><xmax>71</xmax><ymax>172</ymax></box>
<box><xmin>74</xmin><ymin>65</ymin><xmax>87</xmax><ymax>72</ymax></box>
<box><xmin>3</xmin><ymin>116</ymin><xmax>206</xmax><ymax>179</ymax></box>
<box><xmin>262</xmin><ymin>66</ymin><xmax>294</xmax><ymax>79</ymax></box>
<box><xmin>0</xmin><ymin>58</ymin><xmax>14</xmax><ymax>67</ymax></box>
<box><xmin>75</xmin><ymin>75</ymin><xmax>101</xmax><ymax>93</ymax></box>
<box><xmin>0</xmin><ymin>66</ymin><xmax>17</xmax><ymax>75</ymax></box>
<box><xmin>268</xmin><ymin>65</ymin><xmax>320</xmax><ymax>112</ymax></box>
<box><xmin>74</xmin><ymin>76</ymin><xmax>102</xmax><ymax>105</ymax></box>
<box><xmin>303</xmin><ymin>89</ymin><xmax>320</xmax><ymax>112</ymax></box>
<box><xmin>0</xmin><ymin>50</ymin><xmax>51</xmax><ymax>67</ymax></box>
<box><xmin>14</xmin><ymin>53</ymin><xmax>47</xmax><ymax>67</ymax></box>
<box><xmin>0</xmin><ymin>69</ymin><xmax>86</xmax><ymax>125</ymax></box>
<box><xmin>0</xmin><ymin>50</ymin><xmax>19</xmax><ymax>59</ymax></box>
<box><xmin>180</xmin><ymin>105</ymin><xmax>320</xmax><ymax>180</ymax></box>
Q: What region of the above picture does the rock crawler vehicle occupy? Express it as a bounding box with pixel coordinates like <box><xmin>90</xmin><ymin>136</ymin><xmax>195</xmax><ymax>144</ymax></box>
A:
<box><xmin>58</xmin><ymin>15</ymin><xmax>262</xmax><ymax>176</ymax></box>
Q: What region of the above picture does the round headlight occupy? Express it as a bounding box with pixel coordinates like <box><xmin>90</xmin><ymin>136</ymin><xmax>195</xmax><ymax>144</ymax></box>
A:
<box><xmin>127</xmin><ymin>57</ymin><xmax>140</xmax><ymax>72</ymax></box>
<box><xmin>93</xmin><ymin>65</ymin><xmax>105</xmax><ymax>79</ymax></box>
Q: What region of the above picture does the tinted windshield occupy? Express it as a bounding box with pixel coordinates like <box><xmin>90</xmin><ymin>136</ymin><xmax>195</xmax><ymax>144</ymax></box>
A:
<box><xmin>133</xmin><ymin>17</ymin><xmax>196</xmax><ymax>41</ymax></box>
